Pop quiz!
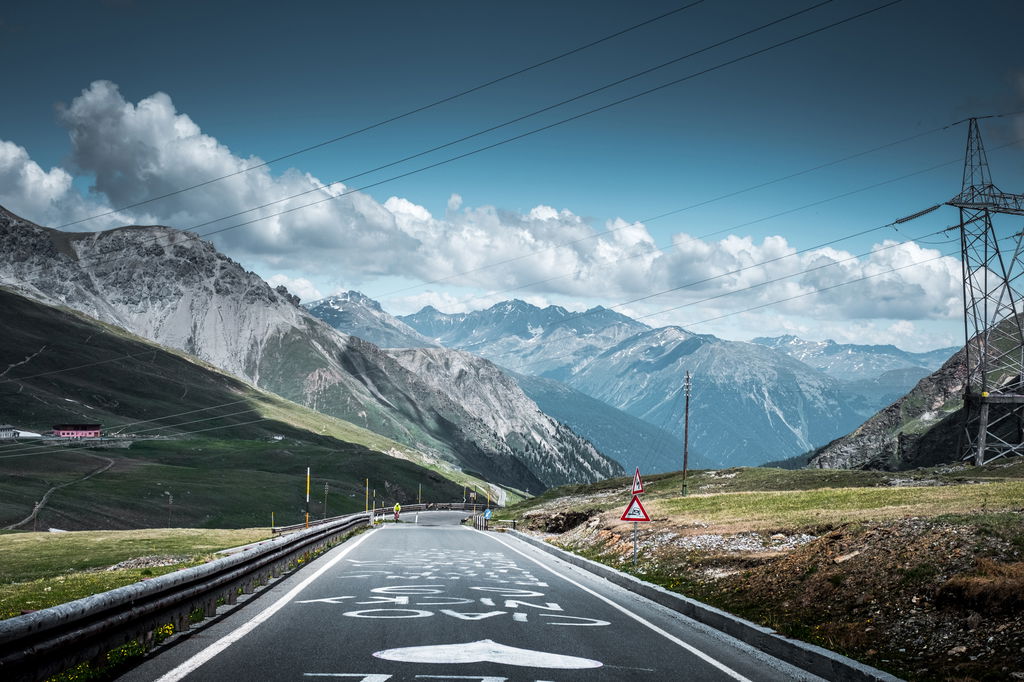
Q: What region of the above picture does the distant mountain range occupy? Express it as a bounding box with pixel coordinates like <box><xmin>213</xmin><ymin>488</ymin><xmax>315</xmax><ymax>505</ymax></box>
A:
<box><xmin>751</xmin><ymin>335</ymin><xmax>956</xmax><ymax>382</ymax></box>
<box><xmin>308</xmin><ymin>293</ymin><xmax>962</xmax><ymax>469</ymax></box>
<box><xmin>394</xmin><ymin>300</ymin><xmax>958</xmax><ymax>467</ymax></box>
<box><xmin>0</xmin><ymin>207</ymin><xmax>621</xmax><ymax>493</ymax></box>
<box><xmin>2</xmin><ymin>201</ymin><xmax>963</xmax><ymax>479</ymax></box>
<box><xmin>313</xmin><ymin>294</ymin><xmax>686</xmax><ymax>473</ymax></box>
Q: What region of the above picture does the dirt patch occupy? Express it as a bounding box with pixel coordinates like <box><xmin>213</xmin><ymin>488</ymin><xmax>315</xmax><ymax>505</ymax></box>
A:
<box><xmin>530</xmin><ymin>511</ymin><xmax>1024</xmax><ymax>681</ymax></box>
<box><xmin>522</xmin><ymin>508</ymin><xmax>602</xmax><ymax>533</ymax></box>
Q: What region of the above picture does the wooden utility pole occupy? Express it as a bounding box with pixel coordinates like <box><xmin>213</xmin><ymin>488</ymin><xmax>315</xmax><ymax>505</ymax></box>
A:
<box><xmin>682</xmin><ymin>372</ymin><xmax>691</xmax><ymax>496</ymax></box>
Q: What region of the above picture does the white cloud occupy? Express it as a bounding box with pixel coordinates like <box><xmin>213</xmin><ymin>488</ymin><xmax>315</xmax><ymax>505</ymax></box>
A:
<box><xmin>265</xmin><ymin>274</ymin><xmax>322</xmax><ymax>303</ymax></box>
<box><xmin>5</xmin><ymin>80</ymin><xmax>965</xmax><ymax>338</ymax></box>
<box><xmin>56</xmin><ymin>80</ymin><xmax>419</xmax><ymax>276</ymax></box>
<box><xmin>0</xmin><ymin>139</ymin><xmax>133</xmax><ymax>229</ymax></box>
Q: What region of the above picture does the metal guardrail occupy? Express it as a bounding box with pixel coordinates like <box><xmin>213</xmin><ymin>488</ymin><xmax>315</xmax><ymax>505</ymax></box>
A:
<box><xmin>0</xmin><ymin>511</ymin><xmax>371</xmax><ymax>682</ymax></box>
<box><xmin>273</xmin><ymin>503</ymin><xmax>486</xmax><ymax>532</ymax></box>
<box><xmin>468</xmin><ymin>513</ymin><xmax>514</xmax><ymax>531</ymax></box>
<box><xmin>0</xmin><ymin>502</ymin><xmax>488</xmax><ymax>681</ymax></box>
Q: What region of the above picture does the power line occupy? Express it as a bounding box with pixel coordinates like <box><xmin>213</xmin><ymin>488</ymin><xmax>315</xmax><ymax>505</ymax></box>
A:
<box><xmin>0</xmin><ymin>417</ymin><xmax>271</xmax><ymax>460</ymax></box>
<box><xmin>0</xmin><ymin>407</ymin><xmax>262</xmax><ymax>458</ymax></box>
<box><xmin>55</xmin><ymin>1</ymin><xmax>707</xmax><ymax>229</ymax></box>
<box><xmin>633</xmin><ymin>232</ymin><xmax>959</xmax><ymax>322</ymax></box>
<box><xmin>681</xmin><ymin>250</ymin><xmax>956</xmax><ymax>328</ymax></box>
<box><xmin>0</xmin><ymin>397</ymin><xmax>255</xmax><ymax>451</ymax></box>
<box><xmin>477</xmin><ymin>150</ymin><xmax>975</xmax><ymax>302</ymax></box>
<box><xmin>4</xmin><ymin>0</ymin><xmax>904</xmax><ymax>292</ymax></box>
<box><xmin>470</xmin><ymin>215</ymin><xmax>960</xmax><ymax>370</ymax></box>
<box><xmin>181</xmin><ymin>0</ymin><xmax>841</xmax><ymax>236</ymax></box>
<box><xmin>513</xmin><ymin>246</ymin><xmax>958</xmax><ymax>374</ymax></box>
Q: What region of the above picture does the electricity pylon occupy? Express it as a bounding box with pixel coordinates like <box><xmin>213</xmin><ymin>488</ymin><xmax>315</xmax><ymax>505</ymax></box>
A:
<box><xmin>947</xmin><ymin>118</ymin><xmax>1024</xmax><ymax>464</ymax></box>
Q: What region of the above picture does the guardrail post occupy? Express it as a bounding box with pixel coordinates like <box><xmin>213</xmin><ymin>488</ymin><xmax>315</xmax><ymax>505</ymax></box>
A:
<box><xmin>175</xmin><ymin>610</ymin><xmax>190</xmax><ymax>633</ymax></box>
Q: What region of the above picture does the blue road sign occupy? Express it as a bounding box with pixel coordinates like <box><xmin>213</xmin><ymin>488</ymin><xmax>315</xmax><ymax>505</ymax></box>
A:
<box><xmin>483</xmin><ymin>508</ymin><xmax>492</xmax><ymax>520</ymax></box>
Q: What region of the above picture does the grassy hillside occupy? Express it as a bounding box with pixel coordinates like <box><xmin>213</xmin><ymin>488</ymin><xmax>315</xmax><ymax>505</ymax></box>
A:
<box><xmin>0</xmin><ymin>287</ymin><xmax>512</xmax><ymax>530</ymax></box>
<box><xmin>0</xmin><ymin>438</ymin><xmax>464</xmax><ymax>530</ymax></box>
<box><xmin>0</xmin><ymin>528</ymin><xmax>269</xmax><ymax>619</ymax></box>
<box><xmin>502</xmin><ymin>464</ymin><xmax>1024</xmax><ymax>681</ymax></box>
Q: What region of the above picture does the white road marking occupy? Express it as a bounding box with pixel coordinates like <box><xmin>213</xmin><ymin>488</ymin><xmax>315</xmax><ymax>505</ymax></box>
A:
<box><xmin>483</xmin><ymin>532</ymin><xmax>754</xmax><ymax>682</ymax></box>
<box><xmin>301</xmin><ymin>671</ymin><xmax>389</xmax><ymax>675</ymax></box>
<box><xmin>154</xmin><ymin>528</ymin><xmax>378</xmax><ymax>682</ymax></box>
<box><xmin>372</xmin><ymin>639</ymin><xmax>602</xmax><ymax>669</ymax></box>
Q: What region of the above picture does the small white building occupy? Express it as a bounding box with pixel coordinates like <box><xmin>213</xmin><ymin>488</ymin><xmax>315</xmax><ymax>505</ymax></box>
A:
<box><xmin>0</xmin><ymin>425</ymin><xmax>16</xmax><ymax>440</ymax></box>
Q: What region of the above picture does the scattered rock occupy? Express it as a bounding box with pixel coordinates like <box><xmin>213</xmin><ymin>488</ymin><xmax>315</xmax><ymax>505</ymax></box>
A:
<box><xmin>106</xmin><ymin>555</ymin><xmax>187</xmax><ymax>571</ymax></box>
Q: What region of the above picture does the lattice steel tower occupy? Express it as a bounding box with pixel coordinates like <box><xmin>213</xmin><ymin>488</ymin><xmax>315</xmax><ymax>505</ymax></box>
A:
<box><xmin>948</xmin><ymin>118</ymin><xmax>1024</xmax><ymax>464</ymax></box>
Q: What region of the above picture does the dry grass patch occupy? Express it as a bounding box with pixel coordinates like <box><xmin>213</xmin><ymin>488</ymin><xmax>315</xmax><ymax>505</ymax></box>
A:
<box><xmin>652</xmin><ymin>480</ymin><xmax>1024</xmax><ymax>532</ymax></box>
<box><xmin>938</xmin><ymin>559</ymin><xmax>1024</xmax><ymax>612</ymax></box>
<box><xmin>0</xmin><ymin>527</ymin><xmax>270</xmax><ymax>583</ymax></box>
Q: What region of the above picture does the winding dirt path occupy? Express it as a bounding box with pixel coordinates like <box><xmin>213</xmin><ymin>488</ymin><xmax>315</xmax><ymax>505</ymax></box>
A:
<box><xmin>3</xmin><ymin>453</ymin><xmax>114</xmax><ymax>530</ymax></box>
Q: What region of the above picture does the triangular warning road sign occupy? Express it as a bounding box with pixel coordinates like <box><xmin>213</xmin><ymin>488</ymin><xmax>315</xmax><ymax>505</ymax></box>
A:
<box><xmin>632</xmin><ymin>467</ymin><xmax>645</xmax><ymax>494</ymax></box>
<box><xmin>620</xmin><ymin>495</ymin><xmax>650</xmax><ymax>522</ymax></box>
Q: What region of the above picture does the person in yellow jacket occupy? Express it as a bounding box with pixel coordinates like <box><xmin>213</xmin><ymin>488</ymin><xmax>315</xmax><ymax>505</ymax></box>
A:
<box><xmin>393</xmin><ymin>502</ymin><xmax>401</xmax><ymax>521</ymax></box>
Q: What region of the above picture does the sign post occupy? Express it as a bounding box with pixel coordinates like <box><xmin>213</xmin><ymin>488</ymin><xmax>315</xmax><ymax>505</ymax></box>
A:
<box><xmin>620</xmin><ymin>493</ymin><xmax>650</xmax><ymax>566</ymax></box>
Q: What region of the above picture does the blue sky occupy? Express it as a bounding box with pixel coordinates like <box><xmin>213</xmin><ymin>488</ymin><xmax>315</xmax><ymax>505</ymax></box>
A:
<box><xmin>2</xmin><ymin>0</ymin><xmax>1023</xmax><ymax>351</ymax></box>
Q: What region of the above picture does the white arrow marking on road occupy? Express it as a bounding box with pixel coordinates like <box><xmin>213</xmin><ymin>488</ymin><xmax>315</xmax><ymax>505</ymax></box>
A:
<box><xmin>438</xmin><ymin>610</ymin><xmax>508</xmax><ymax>620</ymax></box>
<box><xmin>342</xmin><ymin>608</ymin><xmax>433</xmax><ymax>619</ymax></box>
<box><xmin>502</xmin><ymin>600</ymin><xmax>562</xmax><ymax>611</ymax></box>
<box><xmin>483</xmin><ymin>532</ymin><xmax>753</xmax><ymax>682</ymax></box>
<box><xmin>539</xmin><ymin>614</ymin><xmax>611</xmax><ymax>626</ymax></box>
<box><xmin>373</xmin><ymin>639</ymin><xmax>601</xmax><ymax>669</ymax></box>
<box><xmin>303</xmin><ymin>674</ymin><xmax>393</xmax><ymax>680</ymax></box>
<box><xmin>303</xmin><ymin>671</ymin><xmax>391</xmax><ymax>675</ymax></box>
<box><xmin>296</xmin><ymin>596</ymin><xmax>356</xmax><ymax>604</ymax></box>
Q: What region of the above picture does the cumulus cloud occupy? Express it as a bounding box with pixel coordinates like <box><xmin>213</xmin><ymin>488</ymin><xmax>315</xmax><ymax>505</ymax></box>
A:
<box><xmin>7</xmin><ymin>80</ymin><xmax>965</xmax><ymax>330</ymax></box>
<box><xmin>0</xmin><ymin>139</ymin><xmax>133</xmax><ymax>229</ymax></box>
<box><xmin>265</xmin><ymin>274</ymin><xmax>322</xmax><ymax>303</ymax></box>
<box><xmin>56</xmin><ymin>80</ymin><xmax>419</xmax><ymax>274</ymax></box>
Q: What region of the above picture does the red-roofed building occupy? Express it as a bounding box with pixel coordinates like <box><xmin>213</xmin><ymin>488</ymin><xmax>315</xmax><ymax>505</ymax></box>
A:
<box><xmin>53</xmin><ymin>424</ymin><xmax>102</xmax><ymax>438</ymax></box>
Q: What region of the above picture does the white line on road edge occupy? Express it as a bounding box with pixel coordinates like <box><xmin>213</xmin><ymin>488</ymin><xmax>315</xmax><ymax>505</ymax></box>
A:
<box><xmin>482</xmin><ymin>531</ymin><xmax>753</xmax><ymax>682</ymax></box>
<box><xmin>154</xmin><ymin>528</ymin><xmax>378</xmax><ymax>682</ymax></box>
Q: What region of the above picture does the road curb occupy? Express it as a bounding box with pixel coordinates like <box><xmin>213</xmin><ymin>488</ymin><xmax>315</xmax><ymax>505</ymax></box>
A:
<box><xmin>506</xmin><ymin>529</ymin><xmax>902</xmax><ymax>682</ymax></box>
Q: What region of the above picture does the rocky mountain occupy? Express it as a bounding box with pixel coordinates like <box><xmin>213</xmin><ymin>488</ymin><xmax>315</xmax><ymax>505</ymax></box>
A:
<box><xmin>0</xmin><ymin>285</ymin><xmax>467</xmax><ymax>528</ymax></box>
<box><xmin>567</xmin><ymin>327</ymin><xmax>867</xmax><ymax>467</ymax></box>
<box><xmin>0</xmin><ymin>206</ymin><xmax>616</xmax><ymax>493</ymax></box>
<box><xmin>751</xmin><ymin>335</ymin><xmax>957</xmax><ymax>382</ymax></box>
<box><xmin>401</xmin><ymin>300</ymin><xmax>648</xmax><ymax>379</ymax></box>
<box><xmin>808</xmin><ymin>349</ymin><xmax>967</xmax><ymax>470</ymax></box>
<box><xmin>308</xmin><ymin>291</ymin><xmax>677</xmax><ymax>473</ymax></box>
<box><xmin>306</xmin><ymin>292</ymin><xmax>437</xmax><ymax>349</ymax></box>
<box><xmin>385</xmin><ymin>349</ymin><xmax>622</xmax><ymax>485</ymax></box>
<box><xmin>401</xmin><ymin>299</ymin><xmax>877</xmax><ymax>466</ymax></box>
<box><xmin>510</xmin><ymin>372</ymin><xmax>697</xmax><ymax>473</ymax></box>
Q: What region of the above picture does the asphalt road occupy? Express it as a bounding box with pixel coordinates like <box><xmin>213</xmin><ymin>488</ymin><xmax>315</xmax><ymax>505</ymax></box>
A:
<box><xmin>119</xmin><ymin>512</ymin><xmax>824</xmax><ymax>681</ymax></box>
